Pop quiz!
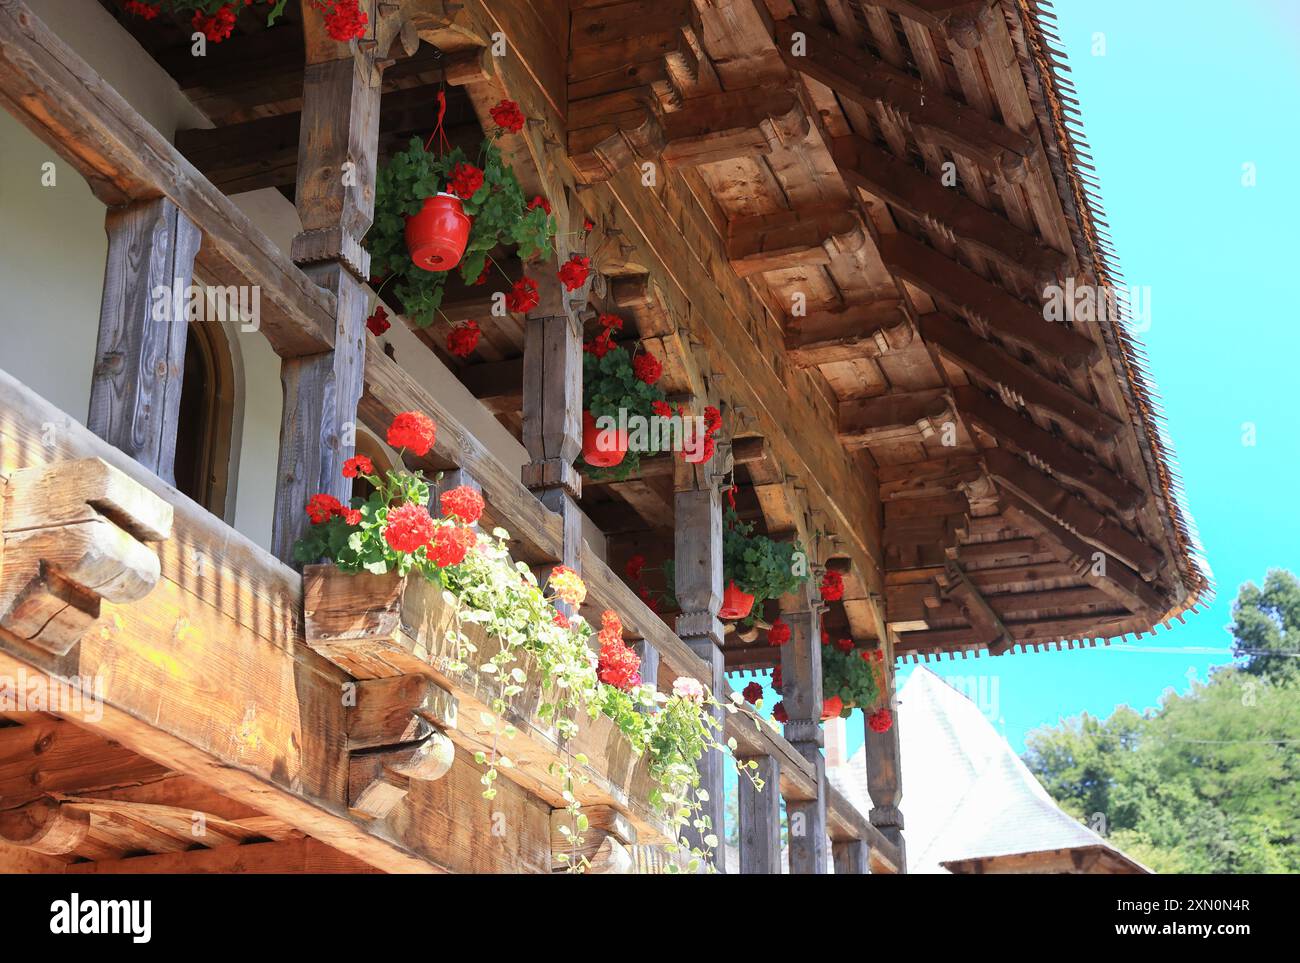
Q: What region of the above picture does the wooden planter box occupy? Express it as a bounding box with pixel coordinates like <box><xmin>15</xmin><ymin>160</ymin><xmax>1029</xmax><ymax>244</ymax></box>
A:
<box><xmin>302</xmin><ymin>564</ymin><xmax>670</xmax><ymax>841</ymax></box>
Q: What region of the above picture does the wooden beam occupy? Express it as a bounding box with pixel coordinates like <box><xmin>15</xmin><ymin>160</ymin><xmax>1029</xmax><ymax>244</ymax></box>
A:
<box><xmin>939</xmin><ymin>560</ymin><xmax>1012</xmax><ymax>654</ymax></box>
<box><xmin>838</xmin><ymin>389</ymin><xmax>952</xmax><ymax>448</ymax></box>
<box><xmin>726</xmin><ymin>205</ymin><xmax>867</xmax><ymax>277</ymax></box>
<box><xmin>877</xmin><ymin>231</ymin><xmax>1099</xmax><ymax>368</ymax></box>
<box><xmin>784</xmin><ymin>299</ymin><xmax>914</xmax><ymax>367</ymax></box>
<box><xmin>774</xmin><ymin>15</ymin><xmax>1030</xmax><ymax>179</ymax></box>
<box><xmin>953</xmin><ymin>386</ymin><xmax>1143</xmax><ymax>514</ymax></box>
<box><xmin>64</xmin><ymin>837</ymin><xmax>382</xmax><ymax>874</ymax></box>
<box><xmin>0</xmin><ymin>719</ymin><xmax>169</xmax><ymax>809</ymax></box>
<box><xmin>982</xmin><ymin>448</ymin><xmax>1162</xmax><ymax>579</ymax></box>
<box><xmin>895</xmin><ymin>612</ymin><xmax>1142</xmax><ymax>651</ymax></box>
<box><xmin>833</xmin><ymin>134</ymin><xmax>1067</xmax><ymax>282</ymax></box>
<box><xmin>0</xmin><ymin>0</ymin><xmax>333</xmax><ymax>357</ymax></box>
<box><xmin>88</xmin><ymin>198</ymin><xmax>201</xmax><ymax>483</ymax></box>
<box><xmin>867</xmin><ymin>0</ymin><xmax>994</xmax><ymax>48</ymax></box>
<box><xmin>878</xmin><ymin>455</ymin><xmax>984</xmax><ymax>501</ymax></box>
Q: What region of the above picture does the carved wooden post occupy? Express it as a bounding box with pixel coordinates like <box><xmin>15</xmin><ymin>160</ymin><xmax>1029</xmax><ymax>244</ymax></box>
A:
<box><xmin>866</xmin><ymin>652</ymin><xmax>907</xmax><ymax>872</ymax></box>
<box><xmin>520</xmin><ymin>273</ymin><xmax>585</xmax><ymax>592</ymax></box>
<box><xmin>737</xmin><ymin>753</ymin><xmax>781</xmax><ymax>873</ymax></box>
<box><xmin>673</xmin><ymin>434</ymin><xmax>727</xmax><ymax>868</ymax></box>
<box><xmin>88</xmin><ymin>197</ymin><xmax>201</xmax><ymax>484</ymax></box>
<box><xmin>832</xmin><ymin>838</ymin><xmax>869</xmax><ymax>874</ymax></box>
<box><xmin>272</xmin><ymin>21</ymin><xmax>379</xmax><ymax>563</ymax></box>
<box><xmin>781</xmin><ymin>593</ymin><xmax>828</xmax><ymax>873</ymax></box>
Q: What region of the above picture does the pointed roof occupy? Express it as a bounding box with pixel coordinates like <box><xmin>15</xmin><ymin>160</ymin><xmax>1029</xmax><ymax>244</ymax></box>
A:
<box><xmin>827</xmin><ymin>666</ymin><xmax>1148</xmax><ymax>873</ymax></box>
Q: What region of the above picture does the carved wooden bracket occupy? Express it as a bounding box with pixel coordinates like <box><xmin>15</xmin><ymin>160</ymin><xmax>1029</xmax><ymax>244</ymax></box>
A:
<box><xmin>0</xmin><ymin>798</ymin><xmax>90</xmax><ymax>855</ymax></box>
<box><xmin>0</xmin><ymin>458</ymin><xmax>172</xmax><ymax>656</ymax></box>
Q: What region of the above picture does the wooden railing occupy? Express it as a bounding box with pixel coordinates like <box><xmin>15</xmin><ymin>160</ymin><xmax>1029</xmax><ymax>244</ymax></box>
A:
<box><xmin>0</xmin><ymin>0</ymin><xmax>901</xmax><ymax>874</ymax></box>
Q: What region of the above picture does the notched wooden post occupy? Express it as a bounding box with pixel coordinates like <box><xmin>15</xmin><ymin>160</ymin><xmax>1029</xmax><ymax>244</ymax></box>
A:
<box><xmin>866</xmin><ymin>649</ymin><xmax>907</xmax><ymax>873</ymax></box>
<box><xmin>0</xmin><ymin>457</ymin><xmax>173</xmax><ymax>655</ymax></box>
<box><xmin>738</xmin><ymin>753</ymin><xmax>781</xmax><ymax>874</ymax></box>
<box><xmin>781</xmin><ymin>587</ymin><xmax>829</xmax><ymax>873</ymax></box>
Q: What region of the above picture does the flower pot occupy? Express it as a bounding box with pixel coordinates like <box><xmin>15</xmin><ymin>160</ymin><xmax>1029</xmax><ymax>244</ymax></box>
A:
<box><xmin>582</xmin><ymin>410</ymin><xmax>628</xmax><ymax>468</ymax></box>
<box><xmin>821</xmin><ymin>695</ymin><xmax>844</xmax><ymax>720</ymax></box>
<box><xmin>718</xmin><ymin>580</ymin><xmax>755</xmax><ymax>620</ymax></box>
<box><xmin>405</xmin><ymin>193</ymin><xmax>471</xmax><ymax>271</ymax></box>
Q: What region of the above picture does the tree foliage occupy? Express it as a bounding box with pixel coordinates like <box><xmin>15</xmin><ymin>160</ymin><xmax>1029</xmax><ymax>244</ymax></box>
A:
<box><xmin>1023</xmin><ymin>571</ymin><xmax>1300</xmax><ymax>874</ymax></box>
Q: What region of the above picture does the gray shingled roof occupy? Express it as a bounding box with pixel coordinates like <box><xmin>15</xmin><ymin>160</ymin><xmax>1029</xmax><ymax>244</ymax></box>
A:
<box><xmin>827</xmin><ymin>666</ymin><xmax>1148</xmax><ymax>873</ymax></box>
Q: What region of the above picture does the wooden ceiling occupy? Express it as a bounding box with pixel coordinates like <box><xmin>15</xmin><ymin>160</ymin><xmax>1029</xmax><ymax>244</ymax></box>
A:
<box><xmin>95</xmin><ymin>0</ymin><xmax>1208</xmax><ymax>665</ymax></box>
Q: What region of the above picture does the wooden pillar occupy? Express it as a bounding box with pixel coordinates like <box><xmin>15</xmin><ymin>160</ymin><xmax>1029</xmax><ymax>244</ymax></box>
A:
<box><xmin>738</xmin><ymin>753</ymin><xmax>781</xmax><ymax>874</ymax></box>
<box><xmin>866</xmin><ymin>655</ymin><xmax>907</xmax><ymax>872</ymax></box>
<box><xmin>272</xmin><ymin>48</ymin><xmax>379</xmax><ymax>563</ymax></box>
<box><xmin>674</xmin><ymin>440</ymin><xmax>727</xmax><ymax>869</ymax></box>
<box><xmin>781</xmin><ymin>598</ymin><xmax>828</xmax><ymax>873</ymax></box>
<box><xmin>88</xmin><ymin>197</ymin><xmax>201</xmax><ymax>484</ymax></box>
<box><xmin>832</xmin><ymin>838</ymin><xmax>869</xmax><ymax>874</ymax></box>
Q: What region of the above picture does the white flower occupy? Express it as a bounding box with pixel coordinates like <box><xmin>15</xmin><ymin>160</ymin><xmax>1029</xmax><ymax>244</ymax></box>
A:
<box><xmin>672</xmin><ymin>677</ymin><xmax>705</xmax><ymax>704</ymax></box>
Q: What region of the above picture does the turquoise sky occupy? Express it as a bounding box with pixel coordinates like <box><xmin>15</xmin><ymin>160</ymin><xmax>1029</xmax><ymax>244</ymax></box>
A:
<box><xmin>739</xmin><ymin>1</ymin><xmax>1300</xmax><ymax>758</ymax></box>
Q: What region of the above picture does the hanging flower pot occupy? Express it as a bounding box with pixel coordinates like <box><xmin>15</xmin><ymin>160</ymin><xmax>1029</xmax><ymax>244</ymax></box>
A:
<box><xmin>719</xmin><ymin>580</ymin><xmax>755</xmax><ymax>620</ymax></box>
<box><xmin>582</xmin><ymin>411</ymin><xmax>628</xmax><ymax>468</ymax></box>
<box><xmin>821</xmin><ymin>695</ymin><xmax>845</xmax><ymax>720</ymax></box>
<box><xmin>405</xmin><ymin>193</ymin><xmax>472</xmax><ymax>272</ymax></box>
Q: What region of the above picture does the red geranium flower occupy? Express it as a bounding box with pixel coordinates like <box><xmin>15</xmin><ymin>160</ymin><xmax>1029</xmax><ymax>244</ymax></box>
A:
<box><xmin>446</xmin><ymin>319</ymin><xmax>480</xmax><ymax>359</ymax></box>
<box><xmin>340</xmin><ymin>507</ymin><xmax>362</xmax><ymax>526</ymax></box>
<box><xmin>743</xmin><ymin>681</ymin><xmax>763</xmax><ymax>705</ymax></box>
<box><xmin>821</xmin><ymin>628</ymin><xmax>831</xmax><ymax>646</ymax></box>
<box><xmin>835</xmin><ymin>637</ymin><xmax>854</xmax><ymax>654</ymax></box>
<box><xmin>625</xmin><ymin>554</ymin><xmax>646</xmax><ymax>581</ymax></box>
<box><xmin>306</xmin><ymin>493</ymin><xmax>343</xmax><ymax>524</ymax></box>
<box><xmin>820</xmin><ymin>569</ymin><xmax>845</xmax><ymax>602</ymax></box>
<box><xmin>703</xmin><ymin>405</ymin><xmax>722</xmax><ymax>433</ymax></box>
<box><xmin>193</xmin><ymin>4</ymin><xmax>237</xmax><ymax>42</ymax></box>
<box><xmin>527</xmin><ymin>195</ymin><xmax>551</xmax><ymax>214</ymax></box>
<box><xmin>448</xmin><ymin>162</ymin><xmax>484</xmax><ymax>200</ymax></box>
<box><xmin>124</xmin><ymin>1</ymin><xmax>160</xmax><ymax>20</ymax></box>
<box><xmin>365</xmin><ymin>304</ymin><xmax>390</xmax><ymax>336</ymax></box>
<box><xmin>772</xmin><ymin>665</ymin><xmax>783</xmax><ymax>689</ymax></box>
<box><xmin>583</xmin><ymin>217</ymin><xmax>595</xmax><ymax>233</ymax></box>
<box><xmin>557</xmin><ymin>254</ymin><xmax>590</xmax><ymax>292</ymax></box>
<box><xmin>597</xmin><ymin>615</ymin><xmax>642</xmax><ymax>691</ymax></box>
<box><xmin>506</xmin><ymin>277</ymin><xmax>540</xmax><ymax>313</ymax></box>
<box><xmin>868</xmin><ymin>707</ymin><xmax>893</xmax><ymax>733</ymax></box>
<box><xmin>490</xmin><ymin>99</ymin><xmax>526</xmax><ymax>133</ymax></box>
<box><xmin>767</xmin><ymin>618</ymin><xmax>791</xmax><ymax>647</ymax></box>
<box><xmin>632</xmin><ymin>353</ymin><xmax>662</xmax><ymax>385</ymax></box>
<box><xmin>439</xmin><ymin>485</ymin><xmax>485</xmax><ymax>525</ymax></box>
<box><xmin>651</xmin><ymin>400</ymin><xmax>672</xmax><ymax>418</ymax></box>
<box><xmin>321</xmin><ymin>0</ymin><xmax>368</xmax><ymax>41</ymax></box>
<box><xmin>342</xmin><ymin>455</ymin><xmax>373</xmax><ymax>479</ymax></box>
<box><xmin>772</xmin><ymin>701</ymin><xmax>788</xmax><ymax>724</ymax></box>
<box><xmin>429</xmin><ymin>524</ymin><xmax>477</xmax><ymax>567</ymax></box>
<box><xmin>384</xmin><ymin>502</ymin><xmax>436</xmax><ymax>553</ymax></box>
<box><xmin>387</xmin><ymin>411</ymin><xmax>436</xmax><ymax>456</ymax></box>
<box><xmin>822</xmin><ymin>695</ymin><xmax>844</xmax><ymax>720</ymax></box>
<box><xmin>553</xmin><ymin>611</ymin><xmax>571</xmax><ymax>629</ymax></box>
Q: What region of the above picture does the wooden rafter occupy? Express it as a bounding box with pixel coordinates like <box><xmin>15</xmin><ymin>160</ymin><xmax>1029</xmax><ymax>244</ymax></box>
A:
<box><xmin>783</xmin><ymin>299</ymin><xmax>914</xmax><ymax>367</ymax></box>
<box><xmin>838</xmin><ymin>389</ymin><xmax>953</xmax><ymax>448</ymax></box>
<box><xmin>726</xmin><ymin>205</ymin><xmax>868</xmax><ymax>277</ymax></box>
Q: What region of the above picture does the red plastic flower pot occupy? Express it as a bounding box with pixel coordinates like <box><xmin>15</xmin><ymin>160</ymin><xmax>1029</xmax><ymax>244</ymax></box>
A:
<box><xmin>821</xmin><ymin>695</ymin><xmax>844</xmax><ymax>721</ymax></box>
<box><xmin>718</xmin><ymin>580</ymin><xmax>755</xmax><ymax>620</ymax></box>
<box><xmin>405</xmin><ymin>193</ymin><xmax>472</xmax><ymax>272</ymax></box>
<box><xmin>582</xmin><ymin>411</ymin><xmax>628</xmax><ymax>468</ymax></box>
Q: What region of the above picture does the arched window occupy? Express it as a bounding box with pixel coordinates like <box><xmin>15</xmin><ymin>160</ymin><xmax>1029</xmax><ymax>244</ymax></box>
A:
<box><xmin>174</xmin><ymin>321</ymin><xmax>236</xmax><ymax>517</ymax></box>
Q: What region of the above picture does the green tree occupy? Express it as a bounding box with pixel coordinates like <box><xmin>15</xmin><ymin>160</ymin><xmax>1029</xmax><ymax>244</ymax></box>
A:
<box><xmin>1231</xmin><ymin>569</ymin><xmax>1300</xmax><ymax>683</ymax></box>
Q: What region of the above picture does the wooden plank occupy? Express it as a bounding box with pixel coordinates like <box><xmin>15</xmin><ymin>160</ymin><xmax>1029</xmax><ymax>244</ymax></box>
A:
<box><xmin>0</xmin><ymin>718</ymin><xmax>169</xmax><ymax>809</ymax></box>
<box><xmin>0</xmin><ymin>0</ymin><xmax>333</xmax><ymax>357</ymax></box>
<box><xmin>64</xmin><ymin>837</ymin><xmax>382</xmax><ymax>874</ymax></box>
<box><xmin>877</xmin><ymin>231</ymin><xmax>1099</xmax><ymax>367</ymax></box>
<box><xmin>88</xmin><ymin>198</ymin><xmax>201</xmax><ymax>484</ymax></box>
<box><xmin>737</xmin><ymin>753</ymin><xmax>781</xmax><ymax>874</ymax></box>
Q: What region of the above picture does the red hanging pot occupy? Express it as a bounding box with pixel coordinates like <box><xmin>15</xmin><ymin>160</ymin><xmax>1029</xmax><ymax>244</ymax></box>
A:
<box><xmin>582</xmin><ymin>410</ymin><xmax>628</xmax><ymax>468</ymax></box>
<box><xmin>718</xmin><ymin>580</ymin><xmax>755</xmax><ymax>620</ymax></box>
<box><xmin>821</xmin><ymin>695</ymin><xmax>844</xmax><ymax>721</ymax></box>
<box><xmin>405</xmin><ymin>193</ymin><xmax>471</xmax><ymax>272</ymax></box>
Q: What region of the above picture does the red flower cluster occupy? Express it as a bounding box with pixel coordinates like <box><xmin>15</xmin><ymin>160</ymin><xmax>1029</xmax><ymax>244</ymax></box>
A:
<box><xmin>822</xmin><ymin>695</ymin><xmax>844</xmax><ymax>720</ymax></box>
<box><xmin>584</xmin><ymin>313</ymin><xmax>622</xmax><ymax>357</ymax></box>
<box><xmin>820</xmin><ymin>569</ymin><xmax>845</xmax><ymax>602</ymax></box>
<box><xmin>683</xmin><ymin>404</ymin><xmax>723</xmax><ymax>464</ymax></box>
<box><xmin>637</xmin><ymin>584</ymin><xmax>660</xmax><ymax>614</ymax></box>
<box><xmin>651</xmin><ymin>400</ymin><xmax>672</xmax><ymax>418</ymax></box>
<box><xmin>868</xmin><ymin>707</ymin><xmax>893</xmax><ymax>733</ymax></box>
<box><xmin>625</xmin><ymin>554</ymin><xmax>646</xmax><ymax>581</ymax></box>
<box><xmin>430</xmin><ymin>524</ymin><xmax>476</xmax><ymax>567</ymax></box>
<box><xmin>448</xmin><ymin>162</ymin><xmax>484</xmax><ymax>200</ymax></box>
<box><xmin>306</xmin><ymin>493</ymin><xmax>343</xmax><ymax>524</ymax></box>
<box><xmin>767</xmin><ymin>618</ymin><xmax>791</xmax><ymax>647</ymax></box>
<box><xmin>553</xmin><ymin>611</ymin><xmax>571</xmax><ymax>629</ymax></box>
<box><xmin>835</xmin><ymin>637</ymin><xmax>854</xmax><ymax>653</ymax></box>
<box><xmin>342</xmin><ymin>455</ymin><xmax>373</xmax><ymax>479</ymax></box>
<box><xmin>506</xmin><ymin>277</ymin><xmax>540</xmax><ymax>313</ymax></box>
<box><xmin>366</xmin><ymin>304</ymin><xmax>390</xmax><ymax>336</ymax></box>
<box><xmin>384</xmin><ymin>502</ymin><xmax>436</xmax><ymax>553</ymax></box>
<box><xmin>193</xmin><ymin>4</ymin><xmax>237</xmax><ymax>42</ymax></box>
<box><xmin>772</xmin><ymin>702</ymin><xmax>788</xmax><ymax>724</ymax></box>
<box><xmin>387</xmin><ymin>411</ymin><xmax>437</xmax><ymax>456</ymax></box>
<box><xmin>490</xmin><ymin>99</ymin><xmax>526</xmax><ymax>133</ymax></box>
<box><xmin>596</xmin><ymin>611</ymin><xmax>641</xmax><ymax>691</ymax></box>
<box><xmin>319</xmin><ymin>0</ymin><xmax>368</xmax><ymax>41</ymax></box>
<box><xmin>632</xmin><ymin>352</ymin><xmax>662</xmax><ymax>386</ymax></box>
<box><xmin>124</xmin><ymin>1</ymin><xmax>159</xmax><ymax>20</ymax></box>
<box><xmin>583</xmin><ymin>217</ymin><xmax>596</xmax><ymax>233</ymax></box>
<box><xmin>446</xmin><ymin>319</ymin><xmax>480</xmax><ymax>358</ymax></box>
<box><xmin>772</xmin><ymin>664</ymin><xmax>782</xmax><ymax>690</ymax></box>
<box><xmin>439</xmin><ymin>485</ymin><xmax>484</xmax><ymax>525</ymax></box>
<box><xmin>820</xmin><ymin>628</ymin><xmax>831</xmax><ymax>646</ymax></box>
<box><xmin>557</xmin><ymin>254</ymin><xmax>591</xmax><ymax>292</ymax></box>
<box><xmin>742</xmin><ymin>681</ymin><xmax>763</xmax><ymax>705</ymax></box>
<box><xmin>527</xmin><ymin>195</ymin><xmax>551</xmax><ymax>215</ymax></box>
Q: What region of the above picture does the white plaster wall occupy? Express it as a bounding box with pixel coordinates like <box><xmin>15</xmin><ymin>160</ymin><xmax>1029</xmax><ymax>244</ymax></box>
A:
<box><xmin>0</xmin><ymin>1</ymin><xmax>606</xmax><ymax>559</ymax></box>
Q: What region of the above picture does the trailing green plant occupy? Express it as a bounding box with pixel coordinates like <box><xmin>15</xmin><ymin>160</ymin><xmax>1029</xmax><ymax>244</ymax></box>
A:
<box><xmin>820</xmin><ymin>637</ymin><xmax>885</xmax><ymax>718</ymax></box>
<box><xmin>367</xmin><ymin>108</ymin><xmax>555</xmax><ymax>327</ymax></box>
<box><xmin>579</xmin><ymin>313</ymin><xmax>670</xmax><ymax>480</ymax></box>
<box><xmin>295</xmin><ymin>409</ymin><xmax>761</xmax><ymax>872</ymax></box>
<box><xmin>722</xmin><ymin>503</ymin><xmax>808</xmax><ymax>614</ymax></box>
